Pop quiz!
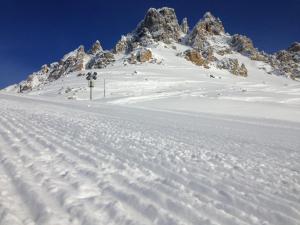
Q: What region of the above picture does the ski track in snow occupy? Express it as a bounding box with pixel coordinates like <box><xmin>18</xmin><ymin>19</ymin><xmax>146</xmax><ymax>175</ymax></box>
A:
<box><xmin>0</xmin><ymin>94</ymin><xmax>300</xmax><ymax>225</ymax></box>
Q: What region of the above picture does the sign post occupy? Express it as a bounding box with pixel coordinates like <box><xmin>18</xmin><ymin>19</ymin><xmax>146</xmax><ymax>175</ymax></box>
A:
<box><xmin>103</xmin><ymin>78</ymin><xmax>106</xmax><ymax>98</ymax></box>
<box><xmin>86</xmin><ymin>72</ymin><xmax>97</xmax><ymax>101</ymax></box>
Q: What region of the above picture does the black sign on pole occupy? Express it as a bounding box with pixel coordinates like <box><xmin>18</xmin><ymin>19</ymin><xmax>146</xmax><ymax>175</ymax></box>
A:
<box><xmin>86</xmin><ymin>72</ymin><xmax>97</xmax><ymax>100</ymax></box>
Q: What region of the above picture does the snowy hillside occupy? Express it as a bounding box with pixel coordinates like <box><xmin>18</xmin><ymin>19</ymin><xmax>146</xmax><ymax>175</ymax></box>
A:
<box><xmin>3</xmin><ymin>42</ymin><xmax>300</xmax><ymax>121</ymax></box>
<box><xmin>1</xmin><ymin>6</ymin><xmax>300</xmax><ymax>225</ymax></box>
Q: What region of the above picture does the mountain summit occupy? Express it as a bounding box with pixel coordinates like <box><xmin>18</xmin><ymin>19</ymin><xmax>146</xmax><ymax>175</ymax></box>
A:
<box><xmin>5</xmin><ymin>7</ymin><xmax>300</xmax><ymax>92</ymax></box>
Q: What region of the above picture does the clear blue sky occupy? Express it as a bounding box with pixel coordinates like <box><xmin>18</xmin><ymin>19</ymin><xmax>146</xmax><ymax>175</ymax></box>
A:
<box><xmin>0</xmin><ymin>0</ymin><xmax>299</xmax><ymax>88</ymax></box>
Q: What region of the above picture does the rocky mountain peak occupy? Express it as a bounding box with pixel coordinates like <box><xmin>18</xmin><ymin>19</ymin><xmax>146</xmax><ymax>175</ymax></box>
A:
<box><xmin>89</xmin><ymin>40</ymin><xmax>103</xmax><ymax>55</ymax></box>
<box><xmin>181</xmin><ymin>18</ymin><xmax>189</xmax><ymax>34</ymax></box>
<box><xmin>288</xmin><ymin>42</ymin><xmax>300</xmax><ymax>53</ymax></box>
<box><xmin>270</xmin><ymin>42</ymin><xmax>300</xmax><ymax>79</ymax></box>
<box><xmin>77</xmin><ymin>45</ymin><xmax>85</xmax><ymax>57</ymax></box>
<box><xmin>185</xmin><ymin>11</ymin><xmax>225</xmax><ymax>50</ymax></box>
<box><xmin>77</xmin><ymin>45</ymin><xmax>85</xmax><ymax>53</ymax></box>
<box><xmin>203</xmin><ymin>12</ymin><xmax>216</xmax><ymax>20</ymax></box>
<box><xmin>134</xmin><ymin>7</ymin><xmax>181</xmax><ymax>43</ymax></box>
<box><xmin>13</xmin><ymin>7</ymin><xmax>300</xmax><ymax>93</ymax></box>
<box><xmin>197</xmin><ymin>11</ymin><xmax>225</xmax><ymax>35</ymax></box>
<box><xmin>230</xmin><ymin>35</ymin><xmax>255</xmax><ymax>55</ymax></box>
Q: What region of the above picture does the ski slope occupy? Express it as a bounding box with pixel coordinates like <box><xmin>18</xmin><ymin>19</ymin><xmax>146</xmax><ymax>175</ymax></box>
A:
<box><xmin>0</xmin><ymin>93</ymin><xmax>300</xmax><ymax>225</ymax></box>
<box><xmin>5</xmin><ymin>43</ymin><xmax>300</xmax><ymax>122</ymax></box>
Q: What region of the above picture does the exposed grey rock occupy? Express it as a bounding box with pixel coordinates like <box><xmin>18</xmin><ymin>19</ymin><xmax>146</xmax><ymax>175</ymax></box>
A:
<box><xmin>20</xmin><ymin>64</ymin><xmax>49</xmax><ymax>92</ymax></box>
<box><xmin>137</xmin><ymin>48</ymin><xmax>153</xmax><ymax>62</ymax></box>
<box><xmin>41</xmin><ymin>64</ymin><xmax>49</xmax><ymax>74</ymax></box>
<box><xmin>202</xmin><ymin>47</ymin><xmax>217</xmax><ymax>62</ymax></box>
<box><xmin>183</xmin><ymin>49</ymin><xmax>209</xmax><ymax>68</ymax></box>
<box><xmin>48</xmin><ymin>62</ymin><xmax>62</xmax><ymax>81</ymax></box>
<box><xmin>217</xmin><ymin>48</ymin><xmax>232</xmax><ymax>56</ymax></box>
<box><xmin>217</xmin><ymin>58</ymin><xmax>248</xmax><ymax>77</ymax></box>
<box><xmin>126</xmin><ymin>48</ymin><xmax>153</xmax><ymax>64</ymax></box>
<box><xmin>48</xmin><ymin>45</ymin><xmax>87</xmax><ymax>81</ymax></box>
<box><xmin>114</xmin><ymin>35</ymin><xmax>133</xmax><ymax>54</ymax></box>
<box><xmin>135</xmin><ymin>7</ymin><xmax>181</xmax><ymax>42</ymax></box>
<box><xmin>230</xmin><ymin>34</ymin><xmax>268</xmax><ymax>62</ymax></box>
<box><xmin>231</xmin><ymin>34</ymin><xmax>254</xmax><ymax>55</ymax></box>
<box><xmin>288</xmin><ymin>42</ymin><xmax>300</xmax><ymax>53</ymax></box>
<box><xmin>89</xmin><ymin>40</ymin><xmax>103</xmax><ymax>55</ymax></box>
<box><xmin>181</xmin><ymin>17</ymin><xmax>189</xmax><ymax>34</ymax></box>
<box><xmin>186</xmin><ymin>12</ymin><xmax>225</xmax><ymax>50</ymax></box>
<box><xmin>272</xmin><ymin>42</ymin><xmax>300</xmax><ymax>79</ymax></box>
<box><xmin>114</xmin><ymin>7</ymin><xmax>181</xmax><ymax>53</ymax></box>
<box><xmin>87</xmin><ymin>51</ymin><xmax>115</xmax><ymax>69</ymax></box>
<box><xmin>21</xmin><ymin>44</ymin><xmax>90</xmax><ymax>91</ymax></box>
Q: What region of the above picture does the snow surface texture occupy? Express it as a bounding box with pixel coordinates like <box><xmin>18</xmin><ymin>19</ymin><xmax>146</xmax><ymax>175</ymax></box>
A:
<box><xmin>1</xmin><ymin>44</ymin><xmax>300</xmax><ymax>225</ymax></box>
<box><xmin>0</xmin><ymin>93</ymin><xmax>300</xmax><ymax>225</ymax></box>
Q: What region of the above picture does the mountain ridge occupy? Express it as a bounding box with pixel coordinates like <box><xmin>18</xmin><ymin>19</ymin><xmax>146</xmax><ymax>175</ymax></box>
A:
<box><xmin>4</xmin><ymin>7</ymin><xmax>300</xmax><ymax>92</ymax></box>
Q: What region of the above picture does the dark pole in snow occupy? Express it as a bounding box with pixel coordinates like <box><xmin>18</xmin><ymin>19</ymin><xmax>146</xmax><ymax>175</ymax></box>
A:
<box><xmin>90</xmin><ymin>82</ymin><xmax>93</xmax><ymax>101</ymax></box>
<box><xmin>104</xmin><ymin>78</ymin><xmax>106</xmax><ymax>98</ymax></box>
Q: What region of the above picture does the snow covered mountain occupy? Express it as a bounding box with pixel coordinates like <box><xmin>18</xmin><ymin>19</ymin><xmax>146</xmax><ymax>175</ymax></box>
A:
<box><xmin>1</xmin><ymin>7</ymin><xmax>300</xmax><ymax>225</ymax></box>
<box><xmin>3</xmin><ymin>7</ymin><xmax>300</xmax><ymax>94</ymax></box>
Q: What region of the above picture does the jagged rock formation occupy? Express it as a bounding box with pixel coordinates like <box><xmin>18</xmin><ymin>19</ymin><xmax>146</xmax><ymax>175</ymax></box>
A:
<box><xmin>288</xmin><ymin>42</ymin><xmax>300</xmax><ymax>53</ymax></box>
<box><xmin>183</xmin><ymin>50</ymin><xmax>209</xmax><ymax>68</ymax></box>
<box><xmin>41</xmin><ymin>64</ymin><xmax>49</xmax><ymax>74</ymax></box>
<box><xmin>230</xmin><ymin>35</ymin><xmax>255</xmax><ymax>55</ymax></box>
<box><xmin>137</xmin><ymin>48</ymin><xmax>153</xmax><ymax>62</ymax></box>
<box><xmin>230</xmin><ymin>34</ymin><xmax>267</xmax><ymax>61</ymax></box>
<box><xmin>203</xmin><ymin>47</ymin><xmax>217</xmax><ymax>62</ymax></box>
<box><xmin>127</xmin><ymin>48</ymin><xmax>153</xmax><ymax>64</ymax></box>
<box><xmin>217</xmin><ymin>48</ymin><xmax>232</xmax><ymax>56</ymax></box>
<box><xmin>186</xmin><ymin>12</ymin><xmax>225</xmax><ymax>50</ymax></box>
<box><xmin>48</xmin><ymin>45</ymin><xmax>87</xmax><ymax>81</ymax></box>
<box><xmin>272</xmin><ymin>42</ymin><xmax>300</xmax><ymax>79</ymax></box>
<box><xmin>20</xmin><ymin>72</ymin><xmax>46</xmax><ymax>91</ymax></box>
<box><xmin>181</xmin><ymin>18</ymin><xmax>189</xmax><ymax>34</ymax></box>
<box><xmin>136</xmin><ymin>7</ymin><xmax>181</xmax><ymax>42</ymax></box>
<box><xmin>114</xmin><ymin>36</ymin><xmax>131</xmax><ymax>54</ymax></box>
<box><xmin>20</xmin><ymin>45</ymin><xmax>92</xmax><ymax>91</ymax></box>
<box><xmin>114</xmin><ymin>7</ymin><xmax>181</xmax><ymax>54</ymax></box>
<box><xmin>15</xmin><ymin>7</ymin><xmax>300</xmax><ymax>92</ymax></box>
<box><xmin>87</xmin><ymin>52</ymin><xmax>115</xmax><ymax>69</ymax></box>
<box><xmin>217</xmin><ymin>58</ymin><xmax>248</xmax><ymax>77</ymax></box>
<box><xmin>89</xmin><ymin>40</ymin><xmax>103</xmax><ymax>55</ymax></box>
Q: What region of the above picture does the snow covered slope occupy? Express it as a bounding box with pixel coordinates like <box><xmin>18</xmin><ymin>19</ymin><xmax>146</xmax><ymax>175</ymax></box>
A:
<box><xmin>3</xmin><ymin>42</ymin><xmax>300</xmax><ymax>121</ymax></box>
<box><xmin>1</xmin><ymin>6</ymin><xmax>300</xmax><ymax>225</ymax></box>
<box><xmin>0</xmin><ymin>93</ymin><xmax>300</xmax><ymax>225</ymax></box>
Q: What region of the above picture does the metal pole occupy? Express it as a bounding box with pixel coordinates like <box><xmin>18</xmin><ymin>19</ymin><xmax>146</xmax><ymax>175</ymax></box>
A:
<box><xmin>89</xmin><ymin>80</ymin><xmax>93</xmax><ymax>101</ymax></box>
<box><xmin>103</xmin><ymin>78</ymin><xmax>106</xmax><ymax>98</ymax></box>
<box><xmin>90</xmin><ymin>86</ymin><xmax>92</xmax><ymax>101</ymax></box>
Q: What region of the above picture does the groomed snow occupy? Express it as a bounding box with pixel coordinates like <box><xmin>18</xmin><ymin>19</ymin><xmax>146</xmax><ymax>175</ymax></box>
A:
<box><xmin>1</xmin><ymin>43</ymin><xmax>300</xmax><ymax>225</ymax></box>
<box><xmin>0</xmin><ymin>93</ymin><xmax>299</xmax><ymax>225</ymax></box>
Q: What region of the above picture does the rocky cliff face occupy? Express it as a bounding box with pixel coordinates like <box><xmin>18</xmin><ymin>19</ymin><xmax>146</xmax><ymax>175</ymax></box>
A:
<box><xmin>181</xmin><ymin>18</ymin><xmax>189</xmax><ymax>34</ymax></box>
<box><xmin>114</xmin><ymin>7</ymin><xmax>182</xmax><ymax>54</ymax></box>
<box><xmin>135</xmin><ymin>7</ymin><xmax>181</xmax><ymax>43</ymax></box>
<box><xmin>217</xmin><ymin>58</ymin><xmax>248</xmax><ymax>77</ymax></box>
<box><xmin>272</xmin><ymin>42</ymin><xmax>300</xmax><ymax>79</ymax></box>
<box><xmin>230</xmin><ymin>34</ymin><xmax>267</xmax><ymax>61</ymax></box>
<box><xmin>88</xmin><ymin>40</ymin><xmax>103</xmax><ymax>55</ymax></box>
<box><xmin>186</xmin><ymin>12</ymin><xmax>225</xmax><ymax>50</ymax></box>
<box><xmin>20</xmin><ymin>44</ymin><xmax>92</xmax><ymax>91</ymax></box>
<box><xmin>183</xmin><ymin>49</ymin><xmax>209</xmax><ymax>68</ymax></box>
